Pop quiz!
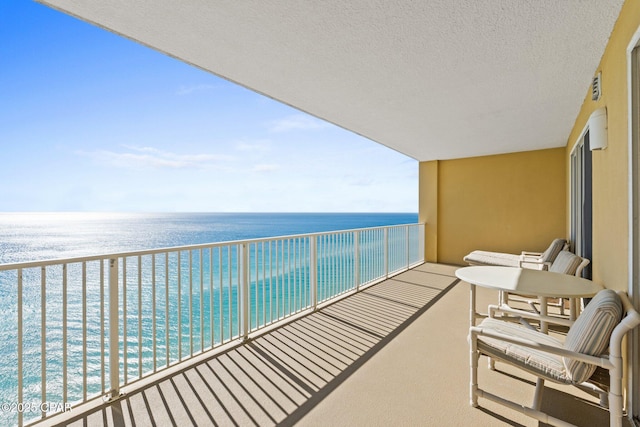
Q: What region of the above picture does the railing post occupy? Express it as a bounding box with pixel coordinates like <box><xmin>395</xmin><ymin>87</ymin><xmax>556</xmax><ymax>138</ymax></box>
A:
<box><xmin>406</xmin><ymin>225</ymin><xmax>410</xmax><ymax>268</ymax></box>
<box><xmin>384</xmin><ymin>227</ymin><xmax>389</xmax><ymax>278</ymax></box>
<box><xmin>420</xmin><ymin>223</ymin><xmax>426</xmax><ymax>262</ymax></box>
<box><xmin>17</xmin><ymin>269</ymin><xmax>23</xmax><ymax>427</ymax></box>
<box><xmin>41</xmin><ymin>266</ymin><xmax>46</xmax><ymax>419</ymax></box>
<box><xmin>354</xmin><ymin>231</ymin><xmax>360</xmax><ymax>291</ymax></box>
<box><xmin>108</xmin><ymin>258</ymin><xmax>120</xmax><ymax>400</ymax></box>
<box><xmin>310</xmin><ymin>235</ymin><xmax>318</xmax><ymax>310</ymax></box>
<box><xmin>240</xmin><ymin>244</ymin><xmax>250</xmax><ymax>341</ymax></box>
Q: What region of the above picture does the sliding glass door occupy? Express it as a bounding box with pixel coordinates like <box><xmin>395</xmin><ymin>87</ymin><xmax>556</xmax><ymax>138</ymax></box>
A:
<box><xmin>630</xmin><ymin>43</ymin><xmax>640</xmax><ymax>424</ymax></box>
<box><xmin>570</xmin><ymin>132</ymin><xmax>593</xmax><ymax>280</ymax></box>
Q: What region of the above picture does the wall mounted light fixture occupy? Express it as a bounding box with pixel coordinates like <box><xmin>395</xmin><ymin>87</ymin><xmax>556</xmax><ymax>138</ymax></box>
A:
<box><xmin>589</xmin><ymin>107</ymin><xmax>608</xmax><ymax>150</ymax></box>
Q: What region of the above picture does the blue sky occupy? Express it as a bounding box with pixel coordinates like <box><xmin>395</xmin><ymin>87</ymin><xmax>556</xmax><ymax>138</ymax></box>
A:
<box><xmin>0</xmin><ymin>1</ymin><xmax>417</xmax><ymax>212</ymax></box>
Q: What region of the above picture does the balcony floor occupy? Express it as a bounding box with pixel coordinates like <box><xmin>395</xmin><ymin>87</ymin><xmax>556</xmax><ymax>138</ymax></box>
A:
<box><xmin>49</xmin><ymin>263</ymin><xmax>625</xmax><ymax>427</ymax></box>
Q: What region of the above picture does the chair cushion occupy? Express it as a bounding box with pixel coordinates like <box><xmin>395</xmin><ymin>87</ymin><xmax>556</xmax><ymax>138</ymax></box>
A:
<box><xmin>563</xmin><ymin>289</ymin><xmax>622</xmax><ymax>383</ymax></box>
<box><xmin>475</xmin><ymin>318</ymin><xmax>571</xmax><ymax>384</ymax></box>
<box><xmin>541</xmin><ymin>238</ymin><xmax>567</xmax><ymax>263</ymax></box>
<box><xmin>549</xmin><ymin>251</ymin><xmax>582</xmax><ymax>275</ymax></box>
<box><xmin>463</xmin><ymin>251</ymin><xmax>521</xmax><ymax>267</ymax></box>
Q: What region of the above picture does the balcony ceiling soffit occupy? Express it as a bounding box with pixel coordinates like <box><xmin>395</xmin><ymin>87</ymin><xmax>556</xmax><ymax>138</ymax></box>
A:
<box><xmin>39</xmin><ymin>0</ymin><xmax>624</xmax><ymax>161</ymax></box>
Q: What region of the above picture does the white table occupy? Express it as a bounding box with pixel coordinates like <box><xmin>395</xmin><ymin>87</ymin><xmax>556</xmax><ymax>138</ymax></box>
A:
<box><xmin>456</xmin><ymin>266</ymin><xmax>604</xmax><ymax>332</ymax></box>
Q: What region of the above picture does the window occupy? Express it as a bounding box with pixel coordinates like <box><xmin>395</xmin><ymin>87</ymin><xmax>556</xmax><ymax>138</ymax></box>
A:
<box><xmin>570</xmin><ymin>131</ymin><xmax>593</xmax><ymax>280</ymax></box>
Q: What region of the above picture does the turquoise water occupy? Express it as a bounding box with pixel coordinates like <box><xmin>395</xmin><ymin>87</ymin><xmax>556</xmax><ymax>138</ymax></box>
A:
<box><xmin>0</xmin><ymin>212</ymin><xmax>418</xmax><ymax>425</ymax></box>
<box><xmin>0</xmin><ymin>212</ymin><xmax>417</xmax><ymax>264</ymax></box>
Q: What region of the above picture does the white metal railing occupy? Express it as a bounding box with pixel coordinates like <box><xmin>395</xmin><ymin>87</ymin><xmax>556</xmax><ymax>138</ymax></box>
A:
<box><xmin>0</xmin><ymin>223</ymin><xmax>424</xmax><ymax>426</ymax></box>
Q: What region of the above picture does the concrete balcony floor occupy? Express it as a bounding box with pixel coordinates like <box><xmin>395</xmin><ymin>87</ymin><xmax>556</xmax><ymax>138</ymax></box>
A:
<box><xmin>49</xmin><ymin>263</ymin><xmax>626</xmax><ymax>427</ymax></box>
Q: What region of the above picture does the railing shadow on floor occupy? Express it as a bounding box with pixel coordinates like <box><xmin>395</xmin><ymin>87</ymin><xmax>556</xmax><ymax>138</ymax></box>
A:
<box><xmin>53</xmin><ymin>265</ymin><xmax>459</xmax><ymax>427</ymax></box>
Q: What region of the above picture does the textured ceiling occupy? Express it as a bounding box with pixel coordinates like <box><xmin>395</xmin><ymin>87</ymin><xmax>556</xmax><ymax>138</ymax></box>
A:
<box><xmin>39</xmin><ymin>0</ymin><xmax>624</xmax><ymax>161</ymax></box>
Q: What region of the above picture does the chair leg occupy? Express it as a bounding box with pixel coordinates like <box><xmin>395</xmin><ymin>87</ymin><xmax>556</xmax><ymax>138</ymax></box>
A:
<box><xmin>609</xmin><ymin>391</ymin><xmax>623</xmax><ymax>427</ymax></box>
<box><xmin>609</xmin><ymin>357</ymin><xmax>624</xmax><ymax>427</ymax></box>
<box><xmin>470</xmin><ymin>334</ymin><xmax>479</xmax><ymax>407</ymax></box>
<box><xmin>532</xmin><ymin>378</ymin><xmax>545</xmax><ymax>411</ymax></box>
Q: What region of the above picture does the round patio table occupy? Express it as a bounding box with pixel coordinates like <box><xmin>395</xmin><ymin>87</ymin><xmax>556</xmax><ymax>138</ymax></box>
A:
<box><xmin>455</xmin><ymin>265</ymin><xmax>603</xmax><ymax>332</ymax></box>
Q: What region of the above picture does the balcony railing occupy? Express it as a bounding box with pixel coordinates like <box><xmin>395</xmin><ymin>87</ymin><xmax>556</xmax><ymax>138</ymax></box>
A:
<box><xmin>0</xmin><ymin>223</ymin><xmax>424</xmax><ymax>426</ymax></box>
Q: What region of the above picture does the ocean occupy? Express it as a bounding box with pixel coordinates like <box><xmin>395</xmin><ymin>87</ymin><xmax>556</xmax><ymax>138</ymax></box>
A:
<box><xmin>0</xmin><ymin>212</ymin><xmax>418</xmax><ymax>425</ymax></box>
<box><xmin>0</xmin><ymin>212</ymin><xmax>417</xmax><ymax>264</ymax></box>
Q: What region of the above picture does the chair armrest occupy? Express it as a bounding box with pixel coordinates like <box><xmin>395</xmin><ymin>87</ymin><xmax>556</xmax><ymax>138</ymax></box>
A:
<box><xmin>469</xmin><ymin>326</ymin><xmax>614</xmax><ymax>370</ymax></box>
<box><xmin>609</xmin><ymin>291</ymin><xmax>640</xmax><ymax>358</ymax></box>
<box><xmin>518</xmin><ymin>259</ymin><xmax>550</xmax><ymax>270</ymax></box>
<box><xmin>488</xmin><ymin>304</ymin><xmax>574</xmax><ymax>328</ymax></box>
<box><xmin>574</xmin><ymin>258</ymin><xmax>590</xmax><ymax>277</ymax></box>
<box><xmin>521</xmin><ymin>251</ymin><xmax>543</xmax><ymax>257</ymax></box>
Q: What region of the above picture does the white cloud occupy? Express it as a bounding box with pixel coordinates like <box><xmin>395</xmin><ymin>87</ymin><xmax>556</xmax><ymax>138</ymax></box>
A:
<box><xmin>77</xmin><ymin>145</ymin><xmax>234</xmax><ymax>170</ymax></box>
<box><xmin>267</xmin><ymin>114</ymin><xmax>331</xmax><ymax>133</ymax></box>
<box><xmin>121</xmin><ymin>145</ymin><xmax>160</xmax><ymax>154</ymax></box>
<box><xmin>176</xmin><ymin>84</ymin><xmax>217</xmax><ymax>95</ymax></box>
<box><xmin>234</xmin><ymin>140</ymin><xmax>271</xmax><ymax>152</ymax></box>
<box><xmin>345</xmin><ymin>176</ymin><xmax>375</xmax><ymax>186</ymax></box>
<box><xmin>252</xmin><ymin>164</ymin><xmax>280</xmax><ymax>172</ymax></box>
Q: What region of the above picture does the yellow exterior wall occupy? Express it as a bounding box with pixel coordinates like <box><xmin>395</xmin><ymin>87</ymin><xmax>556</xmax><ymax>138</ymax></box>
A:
<box><xmin>419</xmin><ymin>148</ymin><xmax>566</xmax><ymax>265</ymax></box>
<box><xmin>418</xmin><ymin>160</ymin><xmax>438</xmax><ymax>262</ymax></box>
<box><xmin>565</xmin><ymin>0</ymin><xmax>640</xmax><ymax>291</ymax></box>
<box><xmin>417</xmin><ymin>0</ymin><xmax>640</xmax><ymax>283</ymax></box>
